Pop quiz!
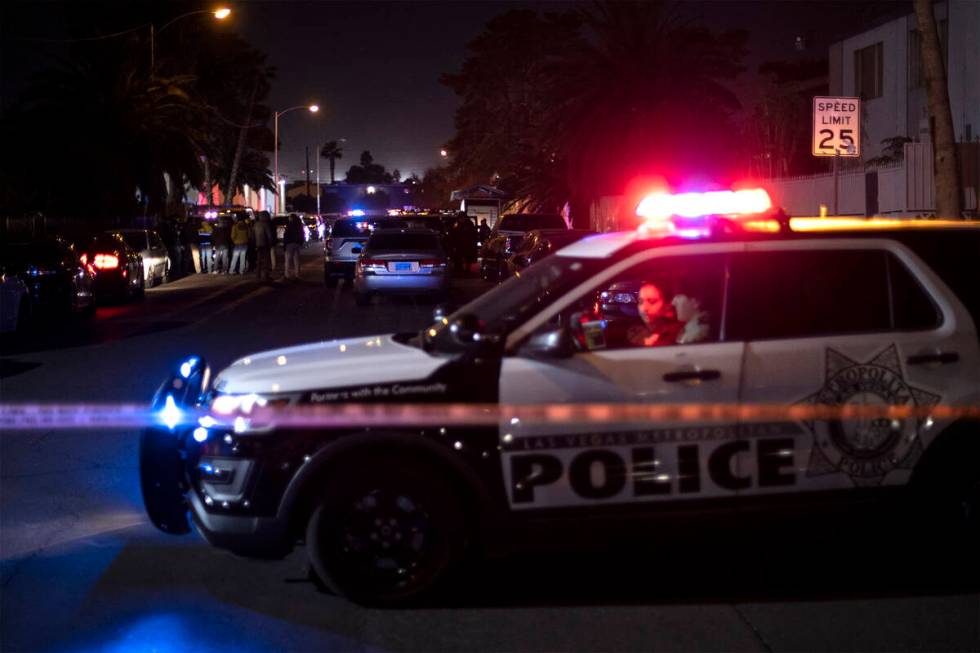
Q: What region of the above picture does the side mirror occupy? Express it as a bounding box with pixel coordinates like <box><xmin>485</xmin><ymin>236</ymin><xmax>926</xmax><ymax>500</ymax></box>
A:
<box><xmin>449</xmin><ymin>313</ymin><xmax>483</xmax><ymax>345</ymax></box>
<box><xmin>521</xmin><ymin>327</ymin><xmax>575</xmax><ymax>359</ymax></box>
<box><xmin>432</xmin><ymin>302</ymin><xmax>457</xmax><ymax>323</ymax></box>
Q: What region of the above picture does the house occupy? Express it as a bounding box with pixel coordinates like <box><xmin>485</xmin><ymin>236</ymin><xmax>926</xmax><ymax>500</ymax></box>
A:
<box><xmin>828</xmin><ymin>0</ymin><xmax>979</xmax><ymax>161</ymax></box>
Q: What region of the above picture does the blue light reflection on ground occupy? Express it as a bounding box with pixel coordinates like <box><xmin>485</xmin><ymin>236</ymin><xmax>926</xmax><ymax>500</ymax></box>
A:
<box><xmin>49</xmin><ymin>598</ymin><xmax>370</xmax><ymax>653</ymax></box>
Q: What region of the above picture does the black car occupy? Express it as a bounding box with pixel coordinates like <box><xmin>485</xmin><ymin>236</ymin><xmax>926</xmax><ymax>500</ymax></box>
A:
<box><xmin>0</xmin><ymin>237</ymin><xmax>95</xmax><ymax>320</ymax></box>
<box><xmin>479</xmin><ymin>213</ymin><xmax>567</xmax><ymax>281</ymax></box>
<box><xmin>505</xmin><ymin>228</ymin><xmax>596</xmax><ymax>276</ymax></box>
<box><xmin>80</xmin><ymin>233</ymin><xmax>145</xmax><ymax>303</ymax></box>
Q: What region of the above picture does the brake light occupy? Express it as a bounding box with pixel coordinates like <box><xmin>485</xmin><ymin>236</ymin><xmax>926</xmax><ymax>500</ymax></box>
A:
<box><xmin>93</xmin><ymin>253</ymin><xmax>119</xmax><ymax>270</ymax></box>
<box><xmin>358</xmin><ymin>258</ymin><xmax>386</xmax><ymax>273</ymax></box>
<box><xmin>420</xmin><ymin>259</ymin><xmax>447</xmax><ymax>268</ymax></box>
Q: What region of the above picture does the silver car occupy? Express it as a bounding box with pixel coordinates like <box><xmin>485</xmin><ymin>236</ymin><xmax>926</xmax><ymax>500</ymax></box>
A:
<box><xmin>353</xmin><ymin>228</ymin><xmax>450</xmax><ymax>305</ymax></box>
<box><xmin>110</xmin><ymin>229</ymin><xmax>170</xmax><ymax>287</ymax></box>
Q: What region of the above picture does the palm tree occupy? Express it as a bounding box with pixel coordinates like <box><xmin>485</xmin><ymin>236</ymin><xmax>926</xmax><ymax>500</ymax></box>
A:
<box><xmin>542</xmin><ymin>1</ymin><xmax>746</xmax><ymax>224</ymax></box>
<box><xmin>320</xmin><ymin>141</ymin><xmax>344</xmax><ymax>184</ymax></box>
<box><xmin>15</xmin><ymin>41</ymin><xmax>208</xmax><ymax>217</ymax></box>
<box><xmin>913</xmin><ymin>0</ymin><xmax>961</xmax><ymax>217</ymax></box>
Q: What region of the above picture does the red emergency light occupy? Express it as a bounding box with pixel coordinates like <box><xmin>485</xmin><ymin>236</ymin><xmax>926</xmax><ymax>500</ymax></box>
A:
<box><xmin>636</xmin><ymin>188</ymin><xmax>772</xmax><ymax>221</ymax></box>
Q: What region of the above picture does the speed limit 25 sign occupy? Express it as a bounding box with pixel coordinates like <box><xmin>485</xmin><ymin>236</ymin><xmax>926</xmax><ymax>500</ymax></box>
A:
<box><xmin>812</xmin><ymin>97</ymin><xmax>861</xmax><ymax>157</ymax></box>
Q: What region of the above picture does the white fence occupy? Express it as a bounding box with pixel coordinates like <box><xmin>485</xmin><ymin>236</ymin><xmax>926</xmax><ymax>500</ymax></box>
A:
<box><xmin>590</xmin><ymin>142</ymin><xmax>978</xmax><ymax>230</ymax></box>
<box><xmin>765</xmin><ymin>142</ymin><xmax>976</xmax><ymax>217</ymax></box>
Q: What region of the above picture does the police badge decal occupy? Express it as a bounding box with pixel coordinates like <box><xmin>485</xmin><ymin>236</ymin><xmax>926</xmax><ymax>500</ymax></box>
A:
<box><xmin>800</xmin><ymin>345</ymin><xmax>941</xmax><ymax>486</ymax></box>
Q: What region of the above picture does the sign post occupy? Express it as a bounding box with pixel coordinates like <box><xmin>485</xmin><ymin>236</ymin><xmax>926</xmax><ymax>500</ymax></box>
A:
<box><xmin>813</xmin><ymin>97</ymin><xmax>861</xmax><ymax>214</ymax></box>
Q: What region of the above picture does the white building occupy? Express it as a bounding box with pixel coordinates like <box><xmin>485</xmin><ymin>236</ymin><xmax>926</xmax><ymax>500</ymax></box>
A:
<box><xmin>828</xmin><ymin>0</ymin><xmax>979</xmax><ymax>161</ymax></box>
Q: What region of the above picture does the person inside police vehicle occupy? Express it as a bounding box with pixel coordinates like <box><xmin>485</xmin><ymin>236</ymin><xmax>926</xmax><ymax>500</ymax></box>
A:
<box><xmin>625</xmin><ymin>280</ymin><xmax>684</xmax><ymax>347</ymax></box>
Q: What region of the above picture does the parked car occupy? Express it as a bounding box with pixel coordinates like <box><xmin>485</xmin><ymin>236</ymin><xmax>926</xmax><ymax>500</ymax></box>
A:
<box><xmin>0</xmin><ymin>237</ymin><xmax>95</xmax><ymax>320</ymax></box>
<box><xmin>353</xmin><ymin>228</ymin><xmax>450</xmax><ymax>305</ymax></box>
<box><xmin>108</xmin><ymin>229</ymin><xmax>171</xmax><ymax>287</ymax></box>
<box><xmin>80</xmin><ymin>233</ymin><xmax>145</xmax><ymax>303</ymax></box>
<box><xmin>480</xmin><ymin>213</ymin><xmax>567</xmax><ymax>281</ymax></box>
<box><xmin>505</xmin><ymin>229</ymin><xmax>596</xmax><ymax>276</ymax></box>
<box><xmin>324</xmin><ymin>217</ymin><xmax>401</xmax><ymax>285</ymax></box>
<box><xmin>0</xmin><ymin>270</ymin><xmax>31</xmax><ymax>334</ymax></box>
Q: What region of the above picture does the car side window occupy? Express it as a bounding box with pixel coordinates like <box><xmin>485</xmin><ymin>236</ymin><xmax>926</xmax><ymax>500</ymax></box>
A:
<box><xmin>886</xmin><ymin>253</ymin><xmax>941</xmax><ymax>330</ymax></box>
<box><xmin>727</xmin><ymin>249</ymin><xmax>891</xmax><ymax>341</ymax></box>
<box><xmin>549</xmin><ymin>254</ymin><xmax>727</xmax><ymax>351</ymax></box>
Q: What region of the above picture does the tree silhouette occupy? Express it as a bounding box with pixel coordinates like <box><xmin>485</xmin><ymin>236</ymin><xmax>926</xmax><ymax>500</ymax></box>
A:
<box><xmin>320</xmin><ymin>140</ymin><xmax>344</xmax><ymax>184</ymax></box>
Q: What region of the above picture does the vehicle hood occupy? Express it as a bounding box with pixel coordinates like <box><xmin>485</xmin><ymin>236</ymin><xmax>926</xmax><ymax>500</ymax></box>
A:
<box><xmin>212</xmin><ymin>333</ymin><xmax>444</xmax><ymax>395</ymax></box>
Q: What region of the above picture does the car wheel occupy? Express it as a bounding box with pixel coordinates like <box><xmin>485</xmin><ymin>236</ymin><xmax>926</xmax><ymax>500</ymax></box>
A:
<box><xmin>305</xmin><ymin>458</ymin><xmax>465</xmax><ymax>606</ymax></box>
<box><xmin>910</xmin><ymin>425</ymin><xmax>980</xmax><ymax>545</ymax></box>
<box><xmin>134</xmin><ymin>276</ymin><xmax>145</xmax><ymax>300</ymax></box>
<box><xmin>354</xmin><ymin>291</ymin><xmax>371</xmax><ymax>307</ymax></box>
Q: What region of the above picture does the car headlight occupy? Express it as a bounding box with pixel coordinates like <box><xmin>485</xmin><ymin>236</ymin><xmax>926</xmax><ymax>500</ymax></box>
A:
<box><xmin>201</xmin><ymin>392</ymin><xmax>291</xmax><ymax>436</ymax></box>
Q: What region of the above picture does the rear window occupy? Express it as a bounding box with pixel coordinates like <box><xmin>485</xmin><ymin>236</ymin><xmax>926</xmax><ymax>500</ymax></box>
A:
<box><xmin>331</xmin><ymin>218</ymin><xmax>399</xmax><ymax>237</ymax></box>
<box><xmin>497</xmin><ymin>214</ymin><xmax>566</xmax><ymax>232</ymax></box>
<box><xmin>117</xmin><ymin>232</ymin><xmax>146</xmax><ymax>251</ymax></box>
<box><xmin>368</xmin><ymin>233</ymin><xmax>440</xmax><ymax>251</ymax></box>
<box><xmin>728</xmin><ymin>249</ymin><xmax>891</xmax><ymax>341</ymax></box>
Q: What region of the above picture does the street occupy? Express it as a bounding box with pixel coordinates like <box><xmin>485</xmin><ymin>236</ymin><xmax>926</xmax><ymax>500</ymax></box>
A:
<box><xmin>1</xmin><ymin>246</ymin><xmax>977</xmax><ymax>652</ymax></box>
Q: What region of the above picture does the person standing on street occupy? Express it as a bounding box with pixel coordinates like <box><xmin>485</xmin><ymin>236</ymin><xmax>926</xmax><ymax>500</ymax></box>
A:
<box><xmin>253</xmin><ymin>211</ymin><xmax>275</xmax><ymax>282</ymax></box>
<box><xmin>283</xmin><ymin>213</ymin><xmax>304</xmax><ymax>280</ymax></box>
<box><xmin>478</xmin><ymin>218</ymin><xmax>491</xmax><ymax>246</ymax></box>
<box><xmin>212</xmin><ymin>214</ymin><xmax>232</xmax><ymax>274</ymax></box>
<box><xmin>198</xmin><ymin>218</ymin><xmax>214</xmax><ymax>273</ymax></box>
<box><xmin>181</xmin><ymin>217</ymin><xmax>201</xmax><ymax>274</ymax></box>
<box><xmin>230</xmin><ymin>216</ymin><xmax>250</xmax><ymax>274</ymax></box>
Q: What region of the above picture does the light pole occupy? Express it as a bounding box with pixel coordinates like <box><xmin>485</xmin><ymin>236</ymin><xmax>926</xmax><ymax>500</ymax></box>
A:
<box><xmin>274</xmin><ymin>104</ymin><xmax>319</xmax><ymax>213</ymax></box>
<box><xmin>151</xmin><ymin>7</ymin><xmax>230</xmax><ymax>70</ymax></box>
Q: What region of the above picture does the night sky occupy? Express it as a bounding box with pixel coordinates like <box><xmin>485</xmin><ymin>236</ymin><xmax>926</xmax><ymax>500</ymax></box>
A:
<box><xmin>4</xmin><ymin>1</ymin><xmax>909</xmax><ymax>183</ymax></box>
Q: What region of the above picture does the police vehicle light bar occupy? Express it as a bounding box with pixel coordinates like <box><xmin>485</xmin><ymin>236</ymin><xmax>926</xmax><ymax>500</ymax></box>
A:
<box><xmin>636</xmin><ymin>188</ymin><xmax>772</xmax><ymax>221</ymax></box>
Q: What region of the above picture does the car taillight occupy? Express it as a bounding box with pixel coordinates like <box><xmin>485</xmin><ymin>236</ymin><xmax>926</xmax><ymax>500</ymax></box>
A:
<box><xmin>358</xmin><ymin>258</ymin><xmax>386</xmax><ymax>273</ymax></box>
<box><xmin>420</xmin><ymin>259</ymin><xmax>446</xmax><ymax>268</ymax></box>
<box><xmin>93</xmin><ymin>253</ymin><xmax>119</xmax><ymax>270</ymax></box>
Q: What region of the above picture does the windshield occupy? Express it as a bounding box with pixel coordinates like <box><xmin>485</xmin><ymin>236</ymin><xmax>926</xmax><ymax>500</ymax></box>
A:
<box><xmin>422</xmin><ymin>255</ymin><xmax>600</xmax><ymax>353</ymax></box>
<box><xmin>368</xmin><ymin>233</ymin><xmax>440</xmax><ymax>251</ymax></box>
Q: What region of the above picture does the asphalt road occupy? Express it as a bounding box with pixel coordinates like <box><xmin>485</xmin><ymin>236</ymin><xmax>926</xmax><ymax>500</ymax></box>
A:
<box><xmin>1</xmin><ymin>247</ymin><xmax>977</xmax><ymax>652</ymax></box>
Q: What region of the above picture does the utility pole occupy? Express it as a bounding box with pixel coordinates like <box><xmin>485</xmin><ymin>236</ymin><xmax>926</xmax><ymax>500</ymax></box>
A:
<box><xmin>832</xmin><ymin>149</ymin><xmax>840</xmax><ymax>215</ymax></box>
<box><xmin>305</xmin><ymin>146</ymin><xmax>310</xmax><ymax>199</ymax></box>
<box><xmin>316</xmin><ymin>142</ymin><xmax>321</xmax><ymax>215</ymax></box>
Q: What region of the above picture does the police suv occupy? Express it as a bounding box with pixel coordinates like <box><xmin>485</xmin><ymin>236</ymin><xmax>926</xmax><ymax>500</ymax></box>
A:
<box><xmin>141</xmin><ymin>190</ymin><xmax>980</xmax><ymax>605</ymax></box>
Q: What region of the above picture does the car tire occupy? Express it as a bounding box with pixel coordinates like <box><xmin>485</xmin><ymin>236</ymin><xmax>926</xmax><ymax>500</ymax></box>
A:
<box><xmin>133</xmin><ymin>276</ymin><xmax>145</xmax><ymax>300</ymax></box>
<box><xmin>305</xmin><ymin>457</ymin><xmax>466</xmax><ymax>606</ymax></box>
<box><xmin>909</xmin><ymin>424</ymin><xmax>980</xmax><ymax>545</ymax></box>
<box><xmin>354</xmin><ymin>291</ymin><xmax>370</xmax><ymax>307</ymax></box>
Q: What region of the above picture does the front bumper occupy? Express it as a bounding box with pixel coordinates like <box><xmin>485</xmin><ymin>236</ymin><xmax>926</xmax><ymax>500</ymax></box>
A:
<box><xmin>139</xmin><ymin>360</ymin><xmax>291</xmax><ymax>557</ymax></box>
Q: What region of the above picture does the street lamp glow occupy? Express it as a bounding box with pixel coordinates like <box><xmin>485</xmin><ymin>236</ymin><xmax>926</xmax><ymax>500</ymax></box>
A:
<box><xmin>214</xmin><ymin>7</ymin><xmax>231</xmax><ymax>19</ymax></box>
<box><xmin>440</xmin><ymin>149</ymin><xmax>448</xmax><ymax>157</ymax></box>
<box><xmin>309</xmin><ymin>104</ymin><xmax>320</xmax><ymax>113</ymax></box>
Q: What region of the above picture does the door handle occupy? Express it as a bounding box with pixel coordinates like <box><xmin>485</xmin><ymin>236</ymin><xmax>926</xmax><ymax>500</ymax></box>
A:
<box><xmin>906</xmin><ymin>351</ymin><xmax>959</xmax><ymax>366</ymax></box>
<box><xmin>663</xmin><ymin>369</ymin><xmax>721</xmax><ymax>383</ymax></box>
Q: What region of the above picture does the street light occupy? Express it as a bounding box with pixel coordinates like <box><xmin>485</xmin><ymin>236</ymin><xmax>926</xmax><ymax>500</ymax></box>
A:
<box><xmin>151</xmin><ymin>7</ymin><xmax>231</xmax><ymax>69</ymax></box>
<box><xmin>440</xmin><ymin>149</ymin><xmax>448</xmax><ymax>158</ymax></box>
<box><xmin>274</xmin><ymin>104</ymin><xmax>320</xmax><ymax>213</ymax></box>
